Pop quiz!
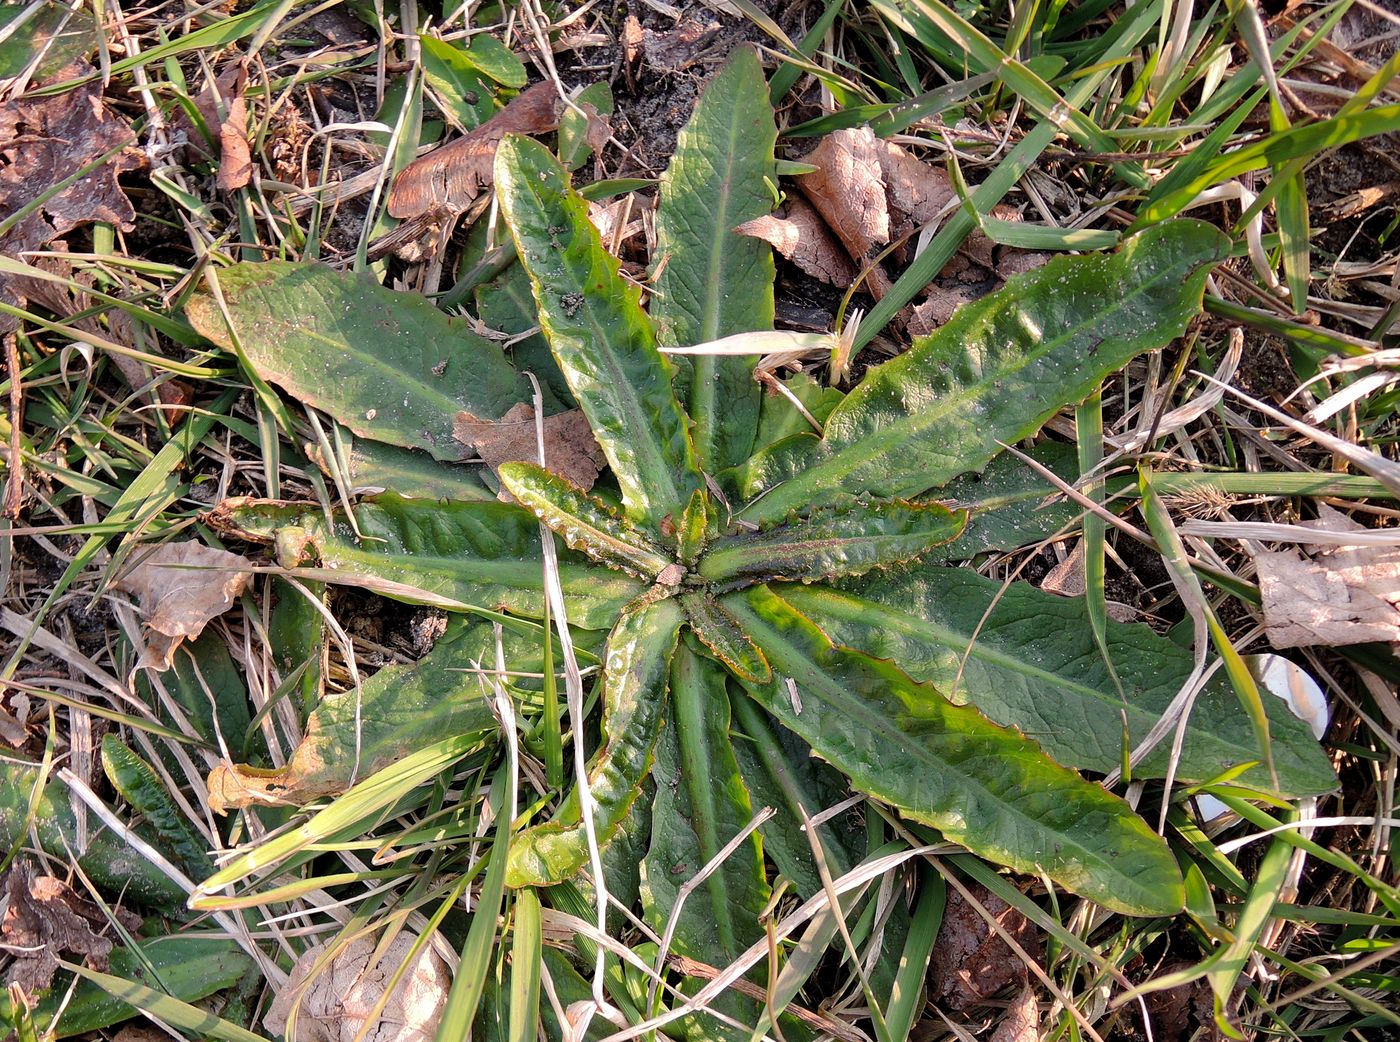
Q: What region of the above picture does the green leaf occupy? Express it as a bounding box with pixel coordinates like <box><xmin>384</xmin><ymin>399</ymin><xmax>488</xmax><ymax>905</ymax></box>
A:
<box><xmin>60</xmin><ymin>962</ymin><xmax>267</xmax><ymax>1042</ymax></box>
<box><xmin>783</xmin><ymin>568</ymin><xmax>1337</xmax><ymax>797</ymax></box>
<box><xmin>679</xmin><ymin>592</ymin><xmax>771</xmax><ymax>684</ymax></box>
<box><xmin>205</xmin><ymin>617</ymin><xmax>522</xmax><ymax>810</ymax></box>
<box><xmin>186</xmin><ymin>262</ymin><xmax>528</xmax><ymax>463</ymax></box>
<box><xmin>18</xmin><ymin>935</ymin><xmax>253</xmax><ymax>1038</ymax></box>
<box><xmin>642</xmin><ymin>642</ymin><xmax>770</xmax><ymax>967</ymax></box>
<box><xmin>739</xmin><ymin>220</ymin><xmax>1231</xmax><ymax>525</ymax></box>
<box><xmin>652</xmin><ymin>45</ymin><xmax>777</xmax><ymax>472</ymax></box>
<box><xmin>725</xmin><ymin>585</ymin><xmax>1185</xmax><ymax>916</ymax></box>
<box><xmin>729</xmin><ymin>696</ymin><xmax>862</xmax><ymax>897</ymax></box>
<box><xmin>211</xmin><ymin>494</ymin><xmax>643</xmax><ymax>630</ymax></box>
<box><xmin>927</xmin><ymin>441</ymin><xmax>1100</xmax><ymax>562</ymax></box>
<box><xmin>465</xmin><ymin>34</ymin><xmax>528</xmax><ymax>88</ymax></box>
<box><xmin>507</xmin><ymin>599</ymin><xmax>684</xmax><ymax>887</ymax></box>
<box><xmin>699</xmin><ymin>500</ymin><xmax>966</xmax><ymax>586</ymax></box>
<box><xmin>559</xmin><ymin>82</ymin><xmax>613</xmax><ymax>171</ymax></box>
<box><xmin>752</xmin><ymin>372</ymin><xmax>844</xmax><ymax>452</ymax></box>
<box><xmin>495</xmin><ymin>135</ymin><xmax>702</xmax><ymax>533</ymax></box>
<box><xmin>100</xmin><ymin>735</ymin><xmax>214</xmax><ymax>877</ymax></box>
<box><xmin>420</xmin><ymin>34</ymin><xmax>496</xmax><ymax>130</ymax></box>
<box><xmin>0</xmin><ymin>760</ymin><xmax>186</xmax><ymax>909</ymax></box>
<box><xmin>333</xmin><ymin>435</ymin><xmax>495</xmax><ymax>502</ymax></box>
<box><xmin>498</xmin><ymin>461</ymin><xmax>671</xmax><ymax>579</ymax></box>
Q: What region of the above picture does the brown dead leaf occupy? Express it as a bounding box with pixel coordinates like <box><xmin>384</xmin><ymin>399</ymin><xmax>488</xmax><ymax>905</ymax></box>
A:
<box><xmin>988</xmin><ymin>985</ymin><xmax>1039</xmax><ymax>1042</ymax></box>
<box><xmin>387</xmin><ymin>82</ymin><xmax>562</xmax><ymax>221</ymax></box>
<box><xmin>1040</xmin><ymin>541</ymin><xmax>1137</xmax><ymax>622</ymax></box>
<box><xmin>796</xmin><ymin>128</ymin><xmax>892</xmax><ymax>296</ymax></box>
<box><xmin>0</xmin><ymin>66</ymin><xmax>143</xmax><ymax>333</ymax></box>
<box><xmin>995</xmin><ymin>248</ymin><xmax>1054</xmax><ymax>280</ymax></box>
<box><xmin>1256</xmin><ymin>506</ymin><xmax>1400</xmax><ymax>649</ymax></box>
<box><xmin>216</xmin><ymin>92</ymin><xmax>253</xmax><ymax>192</ymax></box>
<box><xmin>453</xmin><ymin>403</ymin><xmax>604</xmax><ymax>498</ymax></box>
<box><xmin>735</xmin><ymin>197</ymin><xmax>855</xmax><ymax>287</ymax></box>
<box><xmin>116</xmin><ymin>541</ymin><xmax>254</xmax><ymax>670</ymax></box>
<box><xmin>907</xmin><ymin>285</ymin><xmax>986</xmax><ymax>337</ymax></box>
<box><xmin>876</xmin><ymin>139</ymin><xmax>956</xmax><ymax>243</ymax></box>
<box><xmin>929</xmin><ymin>883</ymin><xmax>1041</xmax><ymax>1011</ymax></box>
<box><xmin>265</xmin><ymin>933</ymin><xmax>450</xmax><ymax>1042</ymax></box>
<box><xmin>2</xmin><ymin>865</ymin><xmax>140</xmax><ymax>995</ymax></box>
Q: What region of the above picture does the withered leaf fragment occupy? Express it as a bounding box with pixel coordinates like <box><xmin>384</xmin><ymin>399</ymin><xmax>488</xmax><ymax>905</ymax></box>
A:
<box><xmin>2</xmin><ymin>865</ymin><xmax>140</xmax><ymax>995</ymax></box>
<box><xmin>387</xmin><ymin>81</ymin><xmax>562</xmax><ymax>220</ymax></box>
<box><xmin>1256</xmin><ymin>505</ymin><xmax>1400</xmax><ymax>648</ymax></box>
<box><xmin>928</xmin><ymin>883</ymin><xmax>1041</xmax><ymax>1011</ymax></box>
<box><xmin>0</xmin><ymin>65</ymin><xmax>142</xmax><ymax>331</ymax></box>
<box><xmin>735</xmin><ymin>197</ymin><xmax>855</xmax><ymax>287</ymax></box>
<box><xmin>454</xmin><ymin>402</ymin><xmax>604</xmax><ymax>498</ymax></box>
<box><xmin>795</xmin><ymin>127</ymin><xmax>890</xmax><ymax>296</ymax></box>
<box><xmin>116</xmin><ymin>541</ymin><xmax>254</xmax><ymax>670</ymax></box>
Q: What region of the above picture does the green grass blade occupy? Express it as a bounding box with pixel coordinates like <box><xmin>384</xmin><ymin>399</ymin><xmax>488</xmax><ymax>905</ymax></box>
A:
<box><xmin>60</xmin><ymin>962</ymin><xmax>268</xmax><ymax>1042</ymax></box>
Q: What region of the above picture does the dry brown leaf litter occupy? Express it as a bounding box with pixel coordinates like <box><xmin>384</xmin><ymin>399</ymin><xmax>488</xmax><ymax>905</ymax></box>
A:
<box><xmin>928</xmin><ymin>882</ymin><xmax>1041</xmax><ymax>1012</ymax></box>
<box><xmin>387</xmin><ymin>81</ymin><xmax>562</xmax><ymax>222</ymax></box>
<box><xmin>453</xmin><ymin>402</ymin><xmax>605</xmax><ymax>498</ymax></box>
<box><xmin>2</xmin><ymin>865</ymin><xmax>140</xmax><ymax>995</ymax></box>
<box><xmin>265</xmin><ymin>934</ymin><xmax>449</xmax><ymax>1042</ymax></box>
<box><xmin>1255</xmin><ymin>505</ymin><xmax>1400</xmax><ymax>649</ymax></box>
<box><xmin>115</xmin><ymin>541</ymin><xmax>255</xmax><ymax>670</ymax></box>
<box><xmin>735</xmin><ymin>197</ymin><xmax>856</xmax><ymax>287</ymax></box>
<box><xmin>0</xmin><ymin>64</ymin><xmax>142</xmax><ymax>333</ymax></box>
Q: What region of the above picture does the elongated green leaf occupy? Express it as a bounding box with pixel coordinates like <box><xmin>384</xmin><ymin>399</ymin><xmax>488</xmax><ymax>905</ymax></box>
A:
<box><xmin>13</xmin><ymin>935</ymin><xmax>253</xmax><ymax>1038</ymax></box>
<box><xmin>928</xmin><ymin>441</ymin><xmax>1100</xmax><ymax>562</ymax></box>
<box><xmin>507</xmin><ymin>599</ymin><xmax>684</xmax><ymax>887</ymax></box>
<box><xmin>0</xmin><ymin>760</ymin><xmax>186</xmax><ymax>909</ymax></box>
<box><xmin>211</xmin><ymin>495</ymin><xmax>642</xmax><ymax>630</ymax></box>
<box><xmin>699</xmin><ymin>500</ymin><xmax>965</xmax><ymax>585</ymax></box>
<box><xmin>100</xmin><ymin>735</ymin><xmax>214</xmax><ymax>877</ymax></box>
<box><xmin>205</xmin><ymin>618</ymin><xmax>537</xmax><ymax>811</ymax></box>
<box><xmin>498</xmin><ymin>461</ymin><xmax>671</xmax><ymax>579</ymax></box>
<box><xmin>495</xmin><ymin>135</ymin><xmax>702</xmax><ymax>532</ymax></box>
<box><xmin>680</xmin><ymin>592</ymin><xmax>770</xmax><ymax>684</ymax></box>
<box><xmin>783</xmin><ymin>568</ymin><xmax>1336</xmax><ymax>797</ymax></box>
<box><xmin>653</xmin><ymin>45</ymin><xmax>777</xmax><ymax>472</ymax></box>
<box><xmin>60</xmin><ymin>963</ymin><xmax>266</xmax><ymax>1042</ymax></box>
<box><xmin>643</xmin><ymin>642</ymin><xmax>770</xmax><ymax>969</ymax></box>
<box><xmin>729</xmin><ymin>696</ymin><xmax>861</xmax><ymax>897</ymax></box>
<box><xmin>725</xmin><ymin>585</ymin><xmax>1185</xmax><ymax>916</ymax></box>
<box><xmin>186</xmin><ymin>262</ymin><xmax>528</xmax><ymax>462</ymax></box>
<box><xmin>739</xmin><ymin>220</ymin><xmax>1231</xmax><ymax>525</ymax></box>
